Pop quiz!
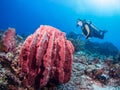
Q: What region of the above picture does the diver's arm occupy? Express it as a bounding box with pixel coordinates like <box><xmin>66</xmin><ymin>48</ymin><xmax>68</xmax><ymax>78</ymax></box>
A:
<box><xmin>84</xmin><ymin>24</ymin><xmax>90</xmax><ymax>39</ymax></box>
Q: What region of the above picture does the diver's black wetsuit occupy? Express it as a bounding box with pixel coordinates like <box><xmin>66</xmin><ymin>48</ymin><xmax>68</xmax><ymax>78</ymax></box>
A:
<box><xmin>81</xmin><ymin>21</ymin><xmax>106</xmax><ymax>39</ymax></box>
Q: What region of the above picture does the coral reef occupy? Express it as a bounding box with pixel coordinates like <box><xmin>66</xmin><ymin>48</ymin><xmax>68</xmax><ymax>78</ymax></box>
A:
<box><xmin>67</xmin><ymin>31</ymin><xmax>79</xmax><ymax>40</ymax></box>
<box><xmin>0</xmin><ymin>30</ymin><xmax>5</xmax><ymax>52</ymax></box>
<box><xmin>57</xmin><ymin>51</ymin><xmax>120</xmax><ymax>90</ymax></box>
<box><xmin>0</xmin><ymin>28</ymin><xmax>23</xmax><ymax>53</ymax></box>
<box><xmin>3</xmin><ymin>28</ymin><xmax>16</xmax><ymax>52</ymax></box>
<box><xmin>117</xmin><ymin>52</ymin><xmax>120</xmax><ymax>62</ymax></box>
<box><xmin>68</xmin><ymin>38</ymin><xmax>85</xmax><ymax>52</ymax></box>
<box><xmin>85</xmin><ymin>41</ymin><xmax>119</xmax><ymax>56</ymax></box>
<box><xmin>19</xmin><ymin>25</ymin><xmax>74</xmax><ymax>89</ymax></box>
<box><xmin>67</xmin><ymin>31</ymin><xmax>119</xmax><ymax>57</ymax></box>
<box><xmin>67</xmin><ymin>31</ymin><xmax>85</xmax><ymax>52</ymax></box>
<box><xmin>0</xmin><ymin>27</ymin><xmax>120</xmax><ymax>90</ymax></box>
<box><xmin>0</xmin><ymin>43</ymin><xmax>23</xmax><ymax>90</ymax></box>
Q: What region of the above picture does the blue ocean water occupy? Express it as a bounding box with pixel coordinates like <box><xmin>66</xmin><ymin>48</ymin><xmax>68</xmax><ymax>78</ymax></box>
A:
<box><xmin>0</xmin><ymin>0</ymin><xmax>120</xmax><ymax>49</ymax></box>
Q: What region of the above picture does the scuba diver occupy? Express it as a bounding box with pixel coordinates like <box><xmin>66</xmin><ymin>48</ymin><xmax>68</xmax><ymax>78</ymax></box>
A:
<box><xmin>76</xmin><ymin>19</ymin><xmax>107</xmax><ymax>39</ymax></box>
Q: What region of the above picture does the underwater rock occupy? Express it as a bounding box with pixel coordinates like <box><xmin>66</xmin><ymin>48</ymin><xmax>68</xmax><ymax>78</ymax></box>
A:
<box><xmin>68</xmin><ymin>38</ymin><xmax>85</xmax><ymax>52</ymax></box>
<box><xmin>99</xmin><ymin>42</ymin><xmax>119</xmax><ymax>56</ymax></box>
<box><xmin>0</xmin><ymin>30</ymin><xmax>4</xmax><ymax>39</ymax></box>
<box><xmin>19</xmin><ymin>25</ymin><xmax>74</xmax><ymax>89</ymax></box>
<box><xmin>117</xmin><ymin>52</ymin><xmax>120</xmax><ymax>62</ymax></box>
<box><xmin>109</xmin><ymin>64</ymin><xmax>120</xmax><ymax>78</ymax></box>
<box><xmin>85</xmin><ymin>41</ymin><xmax>119</xmax><ymax>56</ymax></box>
<box><xmin>67</xmin><ymin>31</ymin><xmax>85</xmax><ymax>52</ymax></box>
<box><xmin>67</xmin><ymin>31</ymin><xmax>79</xmax><ymax>40</ymax></box>
<box><xmin>0</xmin><ymin>44</ymin><xmax>22</xmax><ymax>90</ymax></box>
<box><xmin>0</xmin><ymin>30</ymin><xmax>5</xmax><ymax>52</ymax></box>
<box><xmin>3</xmin><ymin>28</ymin><xmax>16</xmax><ymax>52</ymax></box>
<box><xmin>16</xmin><ymin>35</ymin><xmax>24</xmax><ymax>45</ymax></box>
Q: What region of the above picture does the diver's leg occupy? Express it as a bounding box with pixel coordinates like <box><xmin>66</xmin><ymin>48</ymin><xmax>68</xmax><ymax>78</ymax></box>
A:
<box><xmin>99</xmin><ymin>30</ymin><xmax>108</xmax><ymax>34</ymax></box>
<box><xmin>100</xmin><ymin>33</ymin><xmax>104</xmax><ymax>39</ymax></box>
<box><xmin>93</xmin><ymin>30</ymin><xmax>102</xmax><ymax>38</ymax></box>
<box><xmin>100</xmin><ymin>31</ymin><xmax>107</xmax><ymax>39</ymax></box>
<box><xmin>98</xmin><ymin>30</ymin><xmax>107</xmax><ymax>39</ymax></box>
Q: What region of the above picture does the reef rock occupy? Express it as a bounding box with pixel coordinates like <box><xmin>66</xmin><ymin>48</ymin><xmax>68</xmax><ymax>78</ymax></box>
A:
<box><xmin>85</xmin><ymin>41</ymin><xmax>119</xmax><ymax>56</ymax></box>
<box><xmin>67</xmin><ymin>31</ymin><xmax>85</xmax><ymax>52</ymax></box>
<box><xmin>3</xmin><ymin>28</ymin><xmax>16</xmax><ymax>52</ymax></box>
<box><xmin>19</xmin><ymin>25</ymin><xmax>74</xmax><ymax>89</ymax></box>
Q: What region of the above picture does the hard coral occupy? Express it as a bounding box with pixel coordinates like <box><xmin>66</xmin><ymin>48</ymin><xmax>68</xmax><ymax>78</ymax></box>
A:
<box><xmin>3</xmin><ymin>28</ymin><xmax>16</xmax><ymax>52</ymax></box>
<box><xmin>19</xmin><ymin>25</ymin><xmax>74</xmax><ymax>89</ymax></box>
